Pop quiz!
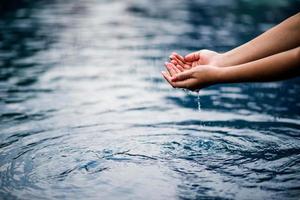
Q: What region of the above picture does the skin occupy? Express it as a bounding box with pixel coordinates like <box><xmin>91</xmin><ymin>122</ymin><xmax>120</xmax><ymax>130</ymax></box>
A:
<box><xmin>162</xmin><ymin>12</ymin><xmax>300</xmax><ymax>90</ymax></box>
<box><xmin>162</xmin><ymin>47</ymin><xmax>300</xmax><ymax>90</ymax></box>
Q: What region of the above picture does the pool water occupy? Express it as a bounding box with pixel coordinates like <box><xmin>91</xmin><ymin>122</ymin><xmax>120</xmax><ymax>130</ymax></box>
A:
<box><xmin>1</xmin><ymin>0</ymin><xmax>300</xmax><ymax>199</ymax></box>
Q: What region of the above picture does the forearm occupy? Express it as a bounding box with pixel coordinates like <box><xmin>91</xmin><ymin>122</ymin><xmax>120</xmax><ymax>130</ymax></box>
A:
<box><xmin>218</xmin><ymin>47</ymin><xmax>300</xmax><ymax>83</ymax></box>
<box><xmin>220</xmin><ymin>12</ymin><xmax>300</xmax><ymax>67</ymax></box>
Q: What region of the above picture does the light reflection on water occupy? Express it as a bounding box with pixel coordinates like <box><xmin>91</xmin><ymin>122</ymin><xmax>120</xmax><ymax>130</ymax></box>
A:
<box><xmin>0</xmin><ymin>0</ymin><xmax>300</xmax><ymax>199</ymax></box>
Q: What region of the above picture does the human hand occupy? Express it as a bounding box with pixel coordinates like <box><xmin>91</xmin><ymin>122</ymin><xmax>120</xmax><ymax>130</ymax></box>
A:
<box><xmin>168</xmin><ymin>50</ymin><xmax>223</xmax><ymax>72</ymax></box>
<box><xmin>161</xmin><ymin>64</ymin><xmax>221</xmax><ymax>91</ymax></box>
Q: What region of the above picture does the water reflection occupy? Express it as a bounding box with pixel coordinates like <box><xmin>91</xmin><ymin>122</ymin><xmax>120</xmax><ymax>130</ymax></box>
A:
<box><xmin>0</xmin><ymin>0</ymin><xmax>300</xmax><ymax>199</ymax></box>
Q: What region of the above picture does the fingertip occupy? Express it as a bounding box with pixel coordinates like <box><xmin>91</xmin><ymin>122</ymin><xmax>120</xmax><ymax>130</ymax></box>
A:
<box><xmin>162</xmin><ymin>71</ymin><xmax>168</xmax><ymax>79</ymax></box>
<box><xmin>172</xmin><ymin>52</ymin><xmax>179</xmax><ymax>57</ymax></box>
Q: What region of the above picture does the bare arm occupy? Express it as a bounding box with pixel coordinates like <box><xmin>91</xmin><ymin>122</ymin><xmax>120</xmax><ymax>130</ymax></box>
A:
<box><xmin>221</xmin><ymin>12</ymin><xmax>300</xmax><ymax>67</ymax></box>
<box><xmin>163</xmin><ymin>47</ymin><xmax>300</xmax><ymax>90</ymax></box>
<box><xmin>169</xmin><ymin>12</ymin><xmax>300</xmax><ymax>68</ymax></box>
<box><xmin>219</xmin><ymin>47</ymin><xmax>300</xmax><ymax>83</ymax></box>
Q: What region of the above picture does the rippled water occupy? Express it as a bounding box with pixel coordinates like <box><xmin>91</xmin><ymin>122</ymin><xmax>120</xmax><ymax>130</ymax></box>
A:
<box><xmin>1</xmin><ymin>0</ymin><xmax>300</xmax><ymax>199</ymax></box>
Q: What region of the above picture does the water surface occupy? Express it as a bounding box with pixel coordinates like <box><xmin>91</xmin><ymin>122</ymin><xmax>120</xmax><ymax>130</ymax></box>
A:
<box><xmin>1</xmin><ymin>0</ymin><xmax>300</xmax><ymax>199</ymax></box>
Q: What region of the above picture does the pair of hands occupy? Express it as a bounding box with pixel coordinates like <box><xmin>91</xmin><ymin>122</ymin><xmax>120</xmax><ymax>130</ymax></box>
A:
<box><xmin>161</xmin><ymin>50</ymin><xmax>223</xmax><ymax>90</ymax></box>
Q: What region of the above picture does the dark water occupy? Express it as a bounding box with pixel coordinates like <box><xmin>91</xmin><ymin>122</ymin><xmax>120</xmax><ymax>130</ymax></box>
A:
<box><xmin>1</xmin><ymin>0</ymin><xmax>300</xmax><ymax>199</ymax></box>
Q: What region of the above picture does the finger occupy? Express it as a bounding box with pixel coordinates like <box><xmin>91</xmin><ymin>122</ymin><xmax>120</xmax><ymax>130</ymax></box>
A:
<box><xmin>162</xmin><ymin>71</ymin><xmax>196</xmax><ymax>90</ymax></box>
<box><xmin>171</xmin><ymin>70</ymin><xmax>193</xmax><ymax>82</ymax></box>
<box><xmin>171</xmin><ymin>53</ymin><xmax>186</xmax><ymax>67</ymax></box>
<box><xmin>164</xmin><ymin>62</ymin><xmax>174</xmax><ymax>76</ymax></box>
<box><xmin>175</xmin><ymin>64</ymin><xmax>184</xmax><ymax>72</ymax></box>
<box><xmin>168</xmin><ymin>62</ymin><xmax>182</xmax><ymax>74</ymax></box>
<box><xmin>169</xmin><ymin>52</ymin><xmax>183</xmax><ymax>61</ymax></box>
<box><xmin>169</xmin><ymin>54</ymin><xmax>175</xmax><ymax>61</ymax></box>
<box><xmin>172</xmin><ymin>52</ymin><xmax>185</xmax><ymax>63</ymax></box>
<box><xmin>171</xmin><ymin>60</ymin><xmax>177</xmax><ymax>65</ymax></box>
<box><xmin>172</xmin><ymin>78</ymin><xmax>196</xmax><ymax>90</ymax></box>
<box><xmin>170</xmin><ymin>53</ymin><xmax>183</xmax><ymax>63</ymax></box>
<box><xmin>163</xmin><ymin>70</ymin><xmax>171</xmax><ymax>77</ymax></box>
<box><xmin>174</xmin><ymin>56</ymin><xmax>186</xmax><ymax>68</ymax></box>
<box><xmin>165</xmin><ymin>62</ymin><xmax>177</xmax><ymax>76</ymax></box>
<box><xmin>183</xmin><ymin>63</ymin><xmax>192</xmax><ymax>69</ymax></box>
<box><xmin>171</xmin><ymin>54</ymin><xmax>193</xmax><ymax>69</ymax></box>
<box><xmin>184</xmin><ymin>52</ymin><xmax>200</xmax><ymax>62</ymax></box>
<box><xmin>161</xmin><ymin>71</ymin><xmax>175</xmax><ymax>88</ymax></box>
<box><xmin>172</xmin><ymin>65</ymin><xmax>181</xmax><ymax>73</ymax></box>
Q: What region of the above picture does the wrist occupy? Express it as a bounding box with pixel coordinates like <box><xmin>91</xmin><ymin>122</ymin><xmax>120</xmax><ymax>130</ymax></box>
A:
<box><xmin>213</xmin><ymin>52</ymin><xmax>233</xmax><ymax>67</ymax></box>
<box><xmin>214</xmin><ymin>67</ymin><xmax>227</xmax><ymax>84</ymax></box>
<box><xmin>216</xmin><ymin>52</ymin><xmax>232</xmax><ymax>67</ymax></box>
<box><xmin>215</xmin><ymin>66</ymin><xmax>238</xmax><ymax>84</ymax></box>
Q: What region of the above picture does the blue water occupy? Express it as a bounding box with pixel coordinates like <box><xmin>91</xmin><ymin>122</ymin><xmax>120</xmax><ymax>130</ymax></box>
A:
<box><xmin>1</xmin><ymin>0</ymin><xmax>300</xmax><ymax>199</ymax></box>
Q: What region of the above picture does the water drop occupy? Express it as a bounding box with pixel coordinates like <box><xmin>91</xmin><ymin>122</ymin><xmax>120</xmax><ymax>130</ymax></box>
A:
<box><xmin>197</xmin><ymin>91</ymin><xmax>201</xmax><ymax>112</ymax></box>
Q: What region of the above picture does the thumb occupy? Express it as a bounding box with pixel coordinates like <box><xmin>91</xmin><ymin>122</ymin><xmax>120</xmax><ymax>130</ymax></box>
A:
<box><xmin>171</xmin><ymin>70</ymin><xmax>193</xmax><ymax>82</ymax></box>
<box><xmin>184</xmin><ymin>52</ymin><xmax>200</xmax><ymax>62</ymax></box>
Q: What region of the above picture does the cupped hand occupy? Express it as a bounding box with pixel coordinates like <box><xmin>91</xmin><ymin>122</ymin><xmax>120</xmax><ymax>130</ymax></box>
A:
<box><xmin>161</xmin><ymin>64</ymin><xmax>221</xmax><ymax>91</ymax></box>
<box><xmin>168</xmin><ymin>50</ymin><xmax>223</xmax><ymax>72</ymax></box>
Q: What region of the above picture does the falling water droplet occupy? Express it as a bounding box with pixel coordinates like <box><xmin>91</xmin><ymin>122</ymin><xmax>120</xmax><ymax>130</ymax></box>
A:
<box><xmin>183</xmin><ymin>89</ymin><xmax>201</xmax><ymax>111</ymax></box>
<box><xmin>197</xmin><ymin>91</ymin><xmax>201</xmax><ymax>112</ymax></box>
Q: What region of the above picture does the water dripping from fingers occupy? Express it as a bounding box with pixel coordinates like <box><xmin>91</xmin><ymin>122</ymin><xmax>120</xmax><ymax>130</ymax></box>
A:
<box><xmin>197</xmin><ymin>90</ymin><xmax>201</xmax><ymax>112</ymax></box>
<box><xmin>183</xmin><ymin>89</ymin><xmax>202</xmax><ymax>111</ymax></box>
